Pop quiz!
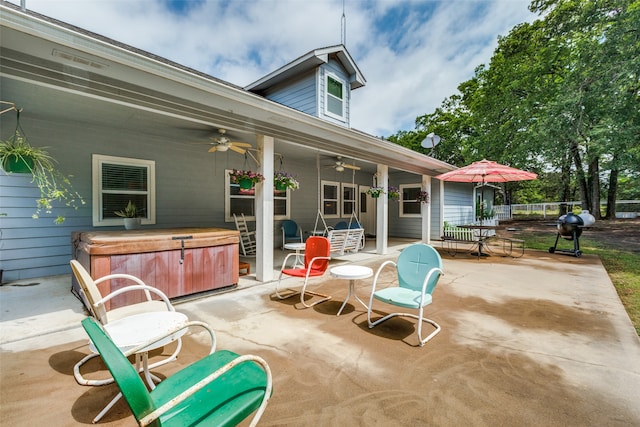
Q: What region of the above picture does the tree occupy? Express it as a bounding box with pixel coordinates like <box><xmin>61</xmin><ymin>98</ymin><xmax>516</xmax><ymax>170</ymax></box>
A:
<box><xmin>389</xmin><ymin>0</ymin><xmax>640</xmax><ymax>216</ymax></box>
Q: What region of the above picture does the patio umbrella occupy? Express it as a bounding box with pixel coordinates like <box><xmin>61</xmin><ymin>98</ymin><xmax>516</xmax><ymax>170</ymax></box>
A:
<box><xmin>435</xmin><ymin>159</ymin><xmax>537</xmax><ymax>222</ymax></box>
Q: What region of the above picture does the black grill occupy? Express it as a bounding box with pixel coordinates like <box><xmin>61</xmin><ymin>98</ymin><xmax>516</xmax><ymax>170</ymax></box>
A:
<box><xmin>549</xmin><ymin>212</ymin><xmax>584</xmax><ymax>257</ymax></box>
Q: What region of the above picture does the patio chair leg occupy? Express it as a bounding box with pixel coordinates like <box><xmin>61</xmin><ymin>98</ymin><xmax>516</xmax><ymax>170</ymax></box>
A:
<box><xmin>76</xmin><ymin>339</ymin><xmax>183</xmax><ymax>422</ymax></box>
<box><xmin>416</xmin><ymin>316</ymin><xmax>441</xmax><ymax>347</ymax></box>
<box><xmin>93</xmin><ymin>391</ymin><xmax>123</xmax><ymax>423</ymax></box>
<box><xmin>368</xmin><ymin>311</ymin><xmax>441</xmax><ymax>347</ymax></box>
<box><xmin>299</xmin><ymin>290</ymin><xmax>331</xmax><ymax>308</ymax></box>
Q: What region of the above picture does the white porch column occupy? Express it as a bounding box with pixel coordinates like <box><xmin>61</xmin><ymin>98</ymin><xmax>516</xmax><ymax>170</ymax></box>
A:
<box><xmin>438</xmin><ymin>179</ymin><xmax>444</xmax><ymax>237</ymax></box>
<box><xmin>255</xmin><ymin>134</ymin><xmax>274</xmax><ymax>282</ymax></box>
<box><xmin>421</xmin><ymin>175</ymin><xmax>432</xmax><ymax>244</ymax></box>
<box><xmin>376</xmin><ymin>164</ymin><xmax>388</xmax><ymax>255</ymax></box>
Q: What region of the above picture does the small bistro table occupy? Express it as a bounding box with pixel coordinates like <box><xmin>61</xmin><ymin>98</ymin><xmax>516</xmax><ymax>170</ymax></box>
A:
<box><xmin>458</xmin><ymin>224</ymin><xmax>498</xmax><ymax>258</ymax></box>
<box><xmin>329</xmin><ymin>265</ymin><xmax>373</xmax><ymax>316</ymax></box>
<box><xmin>284</xmin><ymin>242</ymin><xmax>306</xmax><ymax>268</ymax></box>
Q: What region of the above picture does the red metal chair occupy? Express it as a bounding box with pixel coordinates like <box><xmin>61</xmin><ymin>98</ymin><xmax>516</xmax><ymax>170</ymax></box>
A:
<box><xmin>275</xmin><ymin>236</ymin><xmax>332</xmax><ymax>308</ymax></box>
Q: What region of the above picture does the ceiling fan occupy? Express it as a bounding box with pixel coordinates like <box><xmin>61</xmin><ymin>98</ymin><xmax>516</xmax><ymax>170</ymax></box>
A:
<box><xmin>329</xmin><ymin>156</ymin><xmax>361</xmax><ymax>172</ymax></box>
<box><xmin>206</xmin><ymin>129</ymin><xmax>252</xmax><ymax>154</ymax></box>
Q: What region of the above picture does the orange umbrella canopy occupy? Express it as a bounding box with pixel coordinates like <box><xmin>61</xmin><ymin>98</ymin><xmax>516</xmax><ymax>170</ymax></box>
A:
<box><xmin>435</xmin><ymin>159</ymin><xmax>537</xmax><ymax>183</ymax></box>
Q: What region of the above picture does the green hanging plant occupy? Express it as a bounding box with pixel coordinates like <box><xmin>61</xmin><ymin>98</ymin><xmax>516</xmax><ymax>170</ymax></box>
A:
<box><xmin>366</xmin><ymin>186</ymin><xmax>385</xmax><ymax>198</ymax></box>
<box><xmin>274</xmin><ymin>171</ymin><xmax>299</xmax><ymax>190</ymax></box>
<box><xmin>0</xmin><ymin>110</ymin><xmax>84</xmax><ymax>224</ymax></box>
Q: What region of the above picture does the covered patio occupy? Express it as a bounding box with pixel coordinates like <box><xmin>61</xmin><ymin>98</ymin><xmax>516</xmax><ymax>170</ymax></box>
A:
<box><xmin>1</xmin><ymin>245</ymin><xmax>639</xmax><ymax>425</ymax></box>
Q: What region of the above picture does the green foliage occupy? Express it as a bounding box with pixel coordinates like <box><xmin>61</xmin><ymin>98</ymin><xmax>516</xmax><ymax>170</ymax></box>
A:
<box><xmin>0</xmin><ymin>131</ymin><xmax>84</xmax><ymax>224</ymax></box>
<box><xmin>114</xmin><ymin>200</ymin><xmax>139</xmax><ymax>218</ymax></box>
<box><xmin>390</xmin><ymin>0</ymin><xmax>640</xmax><ymax>210</ymax></box>
<box><xmin>617</xmin><ymin>174</ymin><xmax>640</xmax><ymax>200</ymax></box>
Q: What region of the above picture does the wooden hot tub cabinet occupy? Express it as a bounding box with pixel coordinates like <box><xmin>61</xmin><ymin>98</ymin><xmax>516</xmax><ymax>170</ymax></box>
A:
<box><xmin>72</xmin><ymin>228</ymin><xmax>240</xmax><ymax>309</ymax></box>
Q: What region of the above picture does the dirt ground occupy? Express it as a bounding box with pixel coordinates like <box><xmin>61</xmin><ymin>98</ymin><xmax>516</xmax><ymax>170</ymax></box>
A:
<box><xmin>498</xmin><ymin>217</ymin><xmax>640</xmax><ymax>253</ymax></box>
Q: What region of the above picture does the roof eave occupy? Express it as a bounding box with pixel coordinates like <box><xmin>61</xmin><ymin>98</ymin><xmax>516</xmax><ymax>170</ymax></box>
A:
<box><xmin>245</xmin><ymin>44</ymin><xmax>366</xmax><ymax>92</ymax></box>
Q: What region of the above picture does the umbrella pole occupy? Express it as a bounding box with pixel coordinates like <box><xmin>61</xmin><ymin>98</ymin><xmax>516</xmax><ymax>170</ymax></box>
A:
<box><xmin>479</xmin><ymin>176</ymin><xmax>485</xmax><ymax>226</ymax></box>
<box><xmin>478</xmin><ymin>177</ymin><xmax>486</xmax><ymax>258</ymax></box>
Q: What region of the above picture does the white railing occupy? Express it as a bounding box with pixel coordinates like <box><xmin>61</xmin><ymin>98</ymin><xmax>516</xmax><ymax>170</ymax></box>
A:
<box><xmin>442</xmin><ymin>226</ymin><xmax>475</xmax><ymax>241</ymax></box>
<box><xmin>494</xmin><ymin>200</ymin><xmax>639</xmax><ymax>219</ymax></box>
<box><xmin>493</xmin><ymin>205</ymin><xmax>511</xmax><ymax>221</ymax></box>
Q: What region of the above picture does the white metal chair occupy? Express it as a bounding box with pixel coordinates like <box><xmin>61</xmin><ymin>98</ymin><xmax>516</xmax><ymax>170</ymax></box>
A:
<box><xmin>70</xmin><ymin>260</ymin><xmax>216</xmax><ymax>422</ymax></box>
<box><xmin>367</xmin><ymin>243</ymin><xmax>444</xmax><ymax>346</ymax></box>
<box><xmin>234</xmin><ymin>213</ymin><xmax>257</xmax><ymax>256</ymax></box>
<box><xmin>275</xmin><ymin>236</ymin><xmax>332</xmax><ymax>308</ymax></box>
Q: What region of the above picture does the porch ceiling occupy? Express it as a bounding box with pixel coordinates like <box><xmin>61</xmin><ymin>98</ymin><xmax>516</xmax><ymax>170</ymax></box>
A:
<box><xmin>0</xmin><ymin>5</ymin><xmax>454</xmax><ymax>177</ymax></box>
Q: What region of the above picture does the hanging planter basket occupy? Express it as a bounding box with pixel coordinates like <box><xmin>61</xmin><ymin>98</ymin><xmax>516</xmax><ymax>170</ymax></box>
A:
<box><xmin>239</xmin><ymin>178</ymin><xmax>254</xmax><ymax>190</ymax></box>
<box><xmin>366</xmin><ymin>187</ymin><xmax>385</xmax><ymax>198</ymax></box>
<box><xmin>238</xmin><ymin>178</ymin><xmax>255</xmax><ymax>195</ymax></box>
<box><xmin>388</xmin><ymin>187</ymin><xmax>400</xmax><ymax>200</ymax></box>
<box><xmin>2</xmin><ymin>154</ymin><xmax>34</xmax><ymax>174</ymax></box>
<box><xmin>229</xmin><ymin>169</ymin><xmax>264</xmax><ymax>195</ymax></box>
<box><xmin>274</xmin><ymin>170</ymin><xmax>299</xmax><ymax>192</ymax></box>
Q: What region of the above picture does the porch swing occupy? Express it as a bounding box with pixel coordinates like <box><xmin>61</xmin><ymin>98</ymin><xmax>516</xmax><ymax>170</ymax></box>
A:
<box><xmin>312</xmin><ymin>153</ymin><xmax>331</xmax><ymax>237</ymax></box>
<box><xmin>312</xmin><ymin>153</ymin><xmax>365</xmax><ymax>254</ymax></box>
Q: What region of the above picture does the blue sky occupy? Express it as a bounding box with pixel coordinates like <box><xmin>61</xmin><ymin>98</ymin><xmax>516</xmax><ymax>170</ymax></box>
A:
<box><xmin>7</xmin><ymin>0</ymin><xmax>535</xmax><ymax>136</ymax></box>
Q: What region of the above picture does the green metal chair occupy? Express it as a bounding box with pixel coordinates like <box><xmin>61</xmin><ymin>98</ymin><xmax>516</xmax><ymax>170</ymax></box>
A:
<box><xmin>367</xmin><ymin>243</ymin><xmax>444</xmax><ymax>347</ymax></box>
<box><xmin>80</xmin><ymin>317</ymin><xmax>272</xmax><ymax>427</ymax></box>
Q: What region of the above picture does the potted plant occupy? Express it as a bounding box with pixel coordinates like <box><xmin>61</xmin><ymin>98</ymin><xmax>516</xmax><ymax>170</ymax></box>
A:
<box><xmin>416</xmin><ymin>190</ymin><xmax>430</xmax><ymax>203</ymax></box>
<box><xmin>229</xmin><ymin>169</ymin><xmax>265</xmax><ymax>187</ymax></box>
<box><xmin>388</xmin><ymin>186</ymin><xmax>400</xmax><ymax>200</ymax></box>
<box><xmin>366</xmin><ymin>186</ymin><xmax>385</xmax><ymax>198</ymax></box>
<box><xmin>114</xmin><ymin>200</ymin><xmax>141</xmax><ymax>230</ymax></box>
<box><xmin>0</xmin><ymin>131</ymin><xmax>84</xmax><ymax>224</ymax></box>
<box><xmin>274</xmin><ymin>171</ymin><xmax>299</xmax><ymax>191</ymax></box>
<box><xmin>229</xmin><ymin>169</ymin><xmax>265</xmax><ymax>193</ymax></box>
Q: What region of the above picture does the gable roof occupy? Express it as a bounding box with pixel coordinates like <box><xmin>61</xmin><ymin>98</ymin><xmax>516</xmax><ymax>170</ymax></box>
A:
<box><xmin>244</xmin><ymin>45</ymin><xmax>366</xmax><ymax>93</ymax></box>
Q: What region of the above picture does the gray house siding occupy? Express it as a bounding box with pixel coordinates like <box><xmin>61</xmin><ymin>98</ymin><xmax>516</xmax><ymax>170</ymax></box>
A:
<box><xmin>260</xmin><ymin>71</ymin><xmax>317</xmax><ymax>116</ymax></box>
<box><xmin>443</xmin><ymin>182</ymin><xmax>474</xmax><ymax>225</ymax></box>
<box><xmin>388</xmin><ymin>174</ymin><xmax>417</xmax><ymax>239</ymax></box>
<box><xmin>0</xmin><ymin>109</ymin><xmax>387</xmax><ymax>281</ymax></box>
<box><xmin>386</xmin><ymin>173</ymin><xmax>440</xmax><ymax>240</ymax></box>
<box><xmin>0</xmin><ymin>113</ymin><xmax>256</xmax><ymax>282</ymax></box>
<box><xmin>430</xmin><ymin>182</ymin><xmax>442</xmax><ymax>238</ymax></box>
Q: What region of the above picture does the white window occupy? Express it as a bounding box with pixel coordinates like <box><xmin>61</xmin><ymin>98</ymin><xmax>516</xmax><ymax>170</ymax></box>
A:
<box><xmin>341</xmin><ymin>183</ymin><xmax>357</xmax><ymax>217</ymax></box>
<box><xmin>399</xmin><ymin>184</ymin><xmax>423</xmax><ymax>218</ymax></box>
<box><xmin>92</xmin><ymin>154</ymin><xmax>155</xmax><ymax>226</ymax></box>
<box><xmin>325</xmin><ymin>74</ymin><xmax>345</xmax><ymax>119</ymax></box>
<box><xmin>321</xmin><ymin>180</ymin><xmax>340</xmax><ymax>218</ymax></box>
<box><xmin>225</xmin><ymin>169</ymin><xmax>290</xmax><ymax>221</ymax></box>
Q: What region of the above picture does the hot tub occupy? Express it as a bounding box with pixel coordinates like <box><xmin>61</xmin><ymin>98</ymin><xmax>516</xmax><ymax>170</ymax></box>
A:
<box><xmin>72</xmin><ymin>228</ymin><xmax>240</xmax><ymax>309</ymax></box>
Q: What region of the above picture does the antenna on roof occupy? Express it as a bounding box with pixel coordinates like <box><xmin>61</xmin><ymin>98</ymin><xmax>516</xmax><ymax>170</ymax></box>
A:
<box><xmin>341</xmin><ymin>0</ymin><xmax>346</xmax><ymax>46</ymax></box>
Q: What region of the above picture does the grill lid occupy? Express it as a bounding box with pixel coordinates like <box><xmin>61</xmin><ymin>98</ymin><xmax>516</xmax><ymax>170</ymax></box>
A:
<box><xmin>557</xmin><ymin>212</ymin><xmax>584</xmax><ymax>238</ymax></box>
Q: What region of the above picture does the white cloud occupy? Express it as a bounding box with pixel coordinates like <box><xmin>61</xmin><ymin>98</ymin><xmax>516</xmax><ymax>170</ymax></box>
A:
<box><xmin>9</xmin><ymin>0</ymin><xmax>535</xmax><ymax>136</ymax></box>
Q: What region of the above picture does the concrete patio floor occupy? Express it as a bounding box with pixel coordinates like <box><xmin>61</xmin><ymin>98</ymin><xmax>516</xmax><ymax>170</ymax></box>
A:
<box><xmin>1</xmin><ymin>243</ymin><xmax>639</xmax><ymax>426</ymax></box>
